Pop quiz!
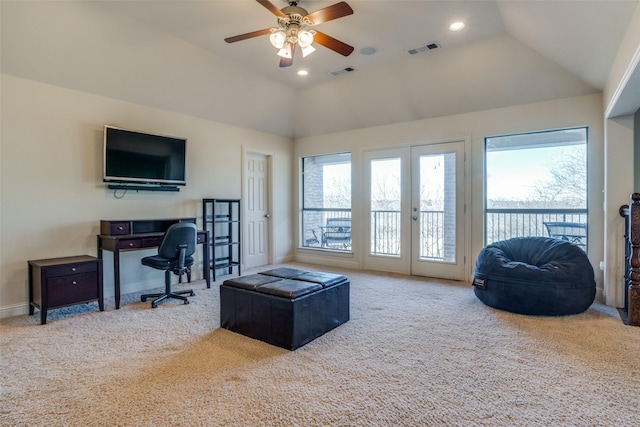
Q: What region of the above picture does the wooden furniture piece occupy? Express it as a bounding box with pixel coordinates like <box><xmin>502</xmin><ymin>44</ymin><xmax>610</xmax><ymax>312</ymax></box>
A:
<box><xmin>202</xmin><ymin>199</ymin><xmax>241</xmax><ymax>280</ymax></box>
<box><xmin>97</xmin><ymin>218</ymin><xmax>210</xmax><ymax>309</ymax></box>
<box><xmin>629</xmin><ymin>193</ymin><xmax>640</xmax><ymax>326</ymax></box>
<box><xmin>621</xmin><ymin>193</ymin><xmax>640</xmax><ymax>326</ymax></box>
<box><xmin>28</xmin><ymin>255</ymin><xmax>104</xmax><ymax>325</ymax></box>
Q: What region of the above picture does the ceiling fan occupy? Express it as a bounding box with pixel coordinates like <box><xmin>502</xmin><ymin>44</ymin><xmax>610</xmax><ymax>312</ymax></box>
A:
<box><xmin>224</xmin><ymin>0</ymin><xmax>354</xmax><ymax>68</ymax></box>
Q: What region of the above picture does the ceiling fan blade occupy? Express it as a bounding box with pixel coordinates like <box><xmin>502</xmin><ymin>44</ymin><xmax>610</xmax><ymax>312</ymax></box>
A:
<box><xmin>224</xmin><ymin>28</ymin><xmax>272</xmax><ymax>43</ymax></box>
<box><xmin>279</xmin><ymin>56</ymin><xmax>294</xmax><ymax>68</ymax></box>
<box><xmin>305</xmin><ymin>2</ymin><xmax>354</xmax><ymax>25</ymax></box>
<box><xmin>313</xmin><ymin>30</ymin><xmax>354</xmax><ymax>56</ymax></box>
<box><xmin>256</xmin><ymin>0</ymin><xmax>287</xmax><ymax>18</ymax></box>
<box><xmin>279</xmin><ymin>43</ymin><xmax>295</xmax><ymax>67</ymax></box>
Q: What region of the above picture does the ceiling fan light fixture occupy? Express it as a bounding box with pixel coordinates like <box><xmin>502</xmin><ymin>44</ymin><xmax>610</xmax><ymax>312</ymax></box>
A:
<box><xmin>269</xmin><ymin>29</ymin><xmax>287</xmax><ymax>49</ymax></box>
<box><xmin>301</xmin><ymin>44</ymin><xmax>316</xmax><ymax>57</ymax></box>
<box><xmin>224</xmin><ymin>0</ymin><xmax>355</xmax><ymax>67</ymax></box>
<box><xmin>277</xmin><ymin>43</ymin><xmax>293</xmax><ymax>58</ymax></box>
<box><xmin>298</xmin><ymin>30</ymin><xmax>314</xmax><ymax>48</ymax></box>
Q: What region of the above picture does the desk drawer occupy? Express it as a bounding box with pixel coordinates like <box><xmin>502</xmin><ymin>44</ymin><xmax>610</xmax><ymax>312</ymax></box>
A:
<box><xmin>119</xmin><ymin>239</ymin><xmax>141</xmax><ymax>249</ymax></box>
<box><xmin>141</xmin><ymin>237</ymin><xmax>163</xmax><ymax>247</ymax></box>
<box><xmin>48</xmin><ymin>272</ymin><xmax>100</xmax><ymax>307</ymax></box>
<box><xmin>46</xmin><ymin>262</ymin><xmax>97</xmax><ymax>277</ymax></box>
<box><xmin>109</xmin><ymin>222</ymin><xmax>131</xmax><ymax>235</ymax></box>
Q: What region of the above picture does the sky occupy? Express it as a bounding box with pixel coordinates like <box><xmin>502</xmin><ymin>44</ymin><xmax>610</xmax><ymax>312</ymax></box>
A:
<box><xmin>487</xmin><ymin>146</ymin><xmax>567</xmax><ymax>202</ymax></box>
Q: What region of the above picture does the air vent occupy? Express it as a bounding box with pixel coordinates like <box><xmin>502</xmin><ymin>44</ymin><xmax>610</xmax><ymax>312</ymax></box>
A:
<box><xmin>407</xmin><ymin>42</ymin><xmax>441</xmax><ymax>55</ymax></box>
<box><xmin>329</xmin><ymin>66</ymin><xmax>357</xmax><ymax>77</ymax></box>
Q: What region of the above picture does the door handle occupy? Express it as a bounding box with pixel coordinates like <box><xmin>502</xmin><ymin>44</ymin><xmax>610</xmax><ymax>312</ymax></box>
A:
<box><xmin>264</xmin><ymin>214</ymin><xmax>271</xmax><ymax>218</ymax></box>
<box><xmin>412</xmin><ymin>216</ymin><xmax>418</xmax><ymax>221</ymax></box>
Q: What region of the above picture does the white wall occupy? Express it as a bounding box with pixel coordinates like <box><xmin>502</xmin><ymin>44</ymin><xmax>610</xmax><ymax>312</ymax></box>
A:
<box><xmin>294</xmin><ymin>94</ymin><xmax>606</xmax><ymax>291</ymax></box>
<box><xmin>0</xmin><ymin>75</ymin><xmax>293</xmax><ymax>318</ymax></box>
<box><xmin>603</xmin><ymin>116</ymin><xmax>635</xmax><ymax>307</ymax></box>
<box><xmin>1</xmin><ymin>1</ymin><xmax>297</xmax><ymax>138</ymax></box>
<box><xmin>294</xmin><ymin>33</ymin><xmax>597</xmax><ymax>139</ymax></box>
<box><xmin>601</xmin><ymin>2</ymin><xmax>640</xmax><ymax>308</ymax></box>
<box><xmin>604</xmin><ymin>3</ymin><xmax>640</xmax><ymax>117</ymax></box>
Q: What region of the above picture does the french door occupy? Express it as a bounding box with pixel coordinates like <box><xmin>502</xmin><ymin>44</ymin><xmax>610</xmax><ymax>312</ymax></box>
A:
<box><xmin>364</xmin><ymin>140</ymin><xmax>466</xmax><ymax>280</ymax></box>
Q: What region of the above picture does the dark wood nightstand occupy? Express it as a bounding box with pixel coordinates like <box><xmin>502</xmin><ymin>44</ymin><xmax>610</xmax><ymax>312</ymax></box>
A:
<box><xmin>28</xmin><ymin>255</ymin><xmax>104</xmax><ymax>324</ymax></box>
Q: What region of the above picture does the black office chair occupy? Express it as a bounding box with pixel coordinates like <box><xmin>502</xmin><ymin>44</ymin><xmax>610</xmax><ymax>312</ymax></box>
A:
<box><xmin>140</xmin><ymin>222</ymin><xmax>197</xmax><ymax>308</ymax></box>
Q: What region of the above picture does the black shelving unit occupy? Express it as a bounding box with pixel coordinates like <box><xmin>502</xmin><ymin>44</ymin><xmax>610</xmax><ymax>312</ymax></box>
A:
<box><xmin>202</xmin><ymin>198</ymin><xmax>241</xmax><ymax>281</ymax></box>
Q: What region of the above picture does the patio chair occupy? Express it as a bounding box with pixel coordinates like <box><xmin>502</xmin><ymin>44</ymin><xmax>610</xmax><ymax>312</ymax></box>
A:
<box><xmin>320</xmin><ymin>218</ymin><xmax>351</xmax><ymax>249</ymax></box>
<box><xmin>543</xmin><ymin>222</ymin><xmax>587</xmax><ymax>251</ymax></box>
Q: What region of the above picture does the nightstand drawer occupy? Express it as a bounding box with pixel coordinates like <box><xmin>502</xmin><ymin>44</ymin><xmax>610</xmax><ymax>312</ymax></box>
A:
<box><xmin>46</xmin><ymin>262</ymin><xmax>97</xmax><ymax>278</ymax></box>
<box><xmin>48</xmin><ymin>272</ymin><xmax>100</xmax><ymax>307</ymax></box>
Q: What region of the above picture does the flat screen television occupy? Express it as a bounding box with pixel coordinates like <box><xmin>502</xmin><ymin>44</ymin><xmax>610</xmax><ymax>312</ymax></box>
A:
<box><xmin>103</xmin><ymin>125</ymin><xmax>187</xmax><ymax>187</ymax></box>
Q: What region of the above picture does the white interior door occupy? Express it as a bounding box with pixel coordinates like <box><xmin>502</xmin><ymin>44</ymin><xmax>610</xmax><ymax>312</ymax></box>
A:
<box><xmin>244</xmin><ymin>152</ymin><xmax>270</xmax><ymax>269</ymax></box>
<box><xmin>410</xmin><ymin>142</ymin><xmax>466</xmax><ymax>280</ymax></box>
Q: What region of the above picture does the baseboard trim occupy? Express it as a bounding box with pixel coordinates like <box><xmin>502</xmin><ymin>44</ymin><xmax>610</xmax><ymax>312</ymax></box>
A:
<box><xmin>295</xmin><ymin>253</ymin><xmax>360</xmax><ymax>270</ymax></box>
<box><xmin>0</xmin><ymin>302</ymin><xmax>30</xmax><ymax>320</ymax></box>
<box><xmin>0</xmin><ymin>275</ymin><xmax>205</xmax><ymax>320</ymax></box>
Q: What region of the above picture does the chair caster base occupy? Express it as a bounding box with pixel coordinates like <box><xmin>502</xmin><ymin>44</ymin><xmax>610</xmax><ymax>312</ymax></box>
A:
<box><xmin>141</xmin><ymin>290</ymin><xmax>195</xmax><ymax>308</ymax></box>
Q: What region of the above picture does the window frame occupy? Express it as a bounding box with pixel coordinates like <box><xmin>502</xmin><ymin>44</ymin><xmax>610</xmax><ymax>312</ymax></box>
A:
<box><xmin>483</xmin><ymin>127</ymin><xmax>589</xmax><ymax>251</ymax></box>
<box><xmin>300</xmin><ymin>152</ymin><xmax>352</xmax><ymax>252</ymax></box>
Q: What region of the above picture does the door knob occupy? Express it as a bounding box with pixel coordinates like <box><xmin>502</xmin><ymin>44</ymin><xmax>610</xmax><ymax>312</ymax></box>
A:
<box><xmin>412</xmin><ymin>216</ymin><xmax>418</xmax><ymax>221</ymax></box>
<box><xmin>264</xmin><ymin>214</ymin><xmax>271</xmax><ymax>218</ymax></box>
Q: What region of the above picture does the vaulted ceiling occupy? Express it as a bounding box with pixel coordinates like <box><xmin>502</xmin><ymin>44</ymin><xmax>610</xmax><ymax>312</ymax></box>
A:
<box><xmin>2</xmin><ymin>1</ymin><xmax>639</xmax><ymax>139</ymax></box>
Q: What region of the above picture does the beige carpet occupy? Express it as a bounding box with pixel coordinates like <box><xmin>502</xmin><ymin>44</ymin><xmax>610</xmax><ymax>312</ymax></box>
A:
<box><xmin>1</xmin><ymin>263</ymin><xmax>639</xmax><ymax>426</ymax></box>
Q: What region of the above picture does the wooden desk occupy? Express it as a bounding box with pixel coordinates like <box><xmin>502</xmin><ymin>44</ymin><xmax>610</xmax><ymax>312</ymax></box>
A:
<box><xmin>97</xmin><ymin>218</ymin><xmax>210</xmax><ymax>309</ymax></box>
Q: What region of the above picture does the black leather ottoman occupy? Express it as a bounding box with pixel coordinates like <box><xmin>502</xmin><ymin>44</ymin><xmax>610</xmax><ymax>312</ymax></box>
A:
<box><xmin>220</xmin><ymin>268</ymin><xmax>350</xmax><ymax>350</ymax></box>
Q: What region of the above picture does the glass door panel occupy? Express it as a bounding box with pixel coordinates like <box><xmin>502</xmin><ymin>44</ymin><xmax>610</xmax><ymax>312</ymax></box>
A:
<box><xmin>411</xmin><ymin>142</ymin><xmax>465</xmax><ymax>280</ymax></box>
<box><xmin>370</xmin><ymin>158</ymin><xmax>402</xmax><ymax>256</ymax></box>
<box><xmin>364</xmin><ymin>141</ymin><xmax>465</xmax><ymax>280</ymax></box>
<box><xmin>364</xmin><ymin>148</ymin><xmax>410</xmax><ymax>273</ymax></box>
<box><xmin>418</xmin><ymin>152</ymin><xmax>456</xmax><ymax>262</ymax></box>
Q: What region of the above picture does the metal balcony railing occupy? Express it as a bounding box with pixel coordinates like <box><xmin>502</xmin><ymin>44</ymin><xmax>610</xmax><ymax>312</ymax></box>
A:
<box><xmin>485</xmin><ymin>208</ymin><xmax>587</xmax><ymax>250</ymax></box>
<box><xmin>301</xmin><ymin>208</ymin><xmax>588</xmax><ymax>254</ymax></box>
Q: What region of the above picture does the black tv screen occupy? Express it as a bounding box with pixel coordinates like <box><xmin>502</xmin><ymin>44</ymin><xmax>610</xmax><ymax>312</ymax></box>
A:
<box><xmin>103</xmin><ymin>125</ymin><xmax>187</xmax><ymax>186</ymax></box>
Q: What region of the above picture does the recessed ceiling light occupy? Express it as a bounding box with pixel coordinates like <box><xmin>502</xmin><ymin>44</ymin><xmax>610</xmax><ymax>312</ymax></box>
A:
<box><xmin>450</xmin><ymin>22</ymin><xmax>465</xmax><ymax>31</ymax></box>
<box><xmin>297</xmin><ymin>70</ymin><xmax>309</xmax><ymax>76</ymax></box>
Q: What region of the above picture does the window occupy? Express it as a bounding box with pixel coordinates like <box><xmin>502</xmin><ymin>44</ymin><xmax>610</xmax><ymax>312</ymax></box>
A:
<box><xmin>485</xmin><ymin>128</ymin><xmax>588</xmax><ymax>250</ymax></box>
<box><xmin>301</xmin><ymin>153</ymin><xmax>352</xmax><ymax>251</ymax></box>
<box><xmin>370</xmin><ymin>157</ymin><xmax>402</xmax><ymax>256</ymax></box>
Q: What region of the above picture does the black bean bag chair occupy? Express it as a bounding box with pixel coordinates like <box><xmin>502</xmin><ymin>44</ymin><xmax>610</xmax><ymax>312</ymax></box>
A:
<box><xmin>472</xmin><ymin>237</ymin><xmax>596</xmax><ymax>316</ymax></box>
